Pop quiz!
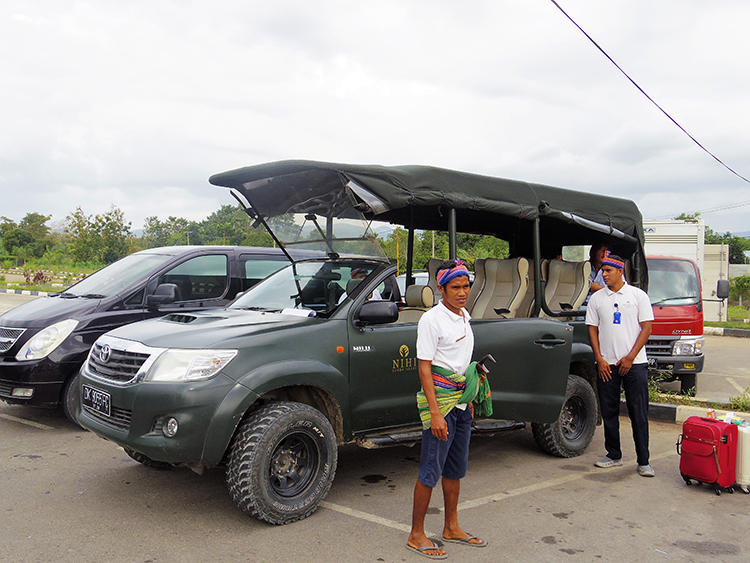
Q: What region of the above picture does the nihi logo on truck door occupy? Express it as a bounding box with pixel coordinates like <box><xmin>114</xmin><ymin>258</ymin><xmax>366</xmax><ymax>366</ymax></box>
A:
<box><xmin>392</xmin><ymin>344</ymin><xmax>416</xmax><ymax>373</ymax></box>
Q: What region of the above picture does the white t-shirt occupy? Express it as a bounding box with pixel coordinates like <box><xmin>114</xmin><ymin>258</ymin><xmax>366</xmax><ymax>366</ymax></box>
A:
<box><xmin>585</xmin><ymin>281</ymin><xmax>653</xmax><ymax>365</ymax></box>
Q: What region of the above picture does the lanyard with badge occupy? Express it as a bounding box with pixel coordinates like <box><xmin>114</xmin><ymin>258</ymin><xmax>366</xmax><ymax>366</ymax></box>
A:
<box><xmin>613</xmin><ymin>303</ymin><xmax>621</xmax><ymax>325</ymax></box>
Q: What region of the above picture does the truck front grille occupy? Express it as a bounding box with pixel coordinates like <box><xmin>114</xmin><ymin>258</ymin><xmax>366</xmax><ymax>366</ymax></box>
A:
<box><xmin>82</xmin><ymin>404</ymin><xmax>132</xmax><ymax>430</ymax></box>
<box><xmin>0</xmin><ymin>327</ymin><xmax>26</xmax><ymax>353</ymax></box>
<box><xmin>646</xmin><ymin>337</ymin><xmax>676</xmax><ymax>357</ymax></box>
<box><xmin>87</xmin><ymin>343</ymin><xmax>150</xmax><ymax>383</ymax></box>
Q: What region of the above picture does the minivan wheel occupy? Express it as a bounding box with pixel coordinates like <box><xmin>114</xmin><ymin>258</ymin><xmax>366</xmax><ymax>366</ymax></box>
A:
<box><xmin>531</xmin><ymin>374</ymin><xmax>597</xmax><ymax>458</ymax></box>
<box><xmin>226</xmin><ymin>401</ymin><xmax>338</xmax><ymax>525</ymax></box>
<box><xmin>61</xmin><ymin>372</ymin><xmax>85</xmax><ymax>429</ymax></box>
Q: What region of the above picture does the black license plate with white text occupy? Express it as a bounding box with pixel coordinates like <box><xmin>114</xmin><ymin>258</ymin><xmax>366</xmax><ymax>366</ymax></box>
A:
<box><xmin>82</xmin><ymin>384</ymin><xmax>111</xmax><ymax>417</ymax></box>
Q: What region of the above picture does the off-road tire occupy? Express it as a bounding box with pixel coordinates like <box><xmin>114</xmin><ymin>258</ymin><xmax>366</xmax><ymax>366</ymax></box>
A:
<box><xmin>226</xmin><ymin>401</ymin><xmax>337</xmax><ymax>525</ymax></box>
<box><xmin>61</xmin><ymin>372</ymin><xmax>84</xmax><ymax>429</ymax></box>
<box><xmin>679</xmin><ymin>373</ymin><xmax>697</xmax><ymax>395</ymax></box>
<box><xmin>531</xmin><ymin>374</ymin><xmax>597</xmax><ymax>457</ymax></box>
<box><xmin>123</xmin><ymin>447</ymin><xmax>173</xmax><ymax>470</ymax></box>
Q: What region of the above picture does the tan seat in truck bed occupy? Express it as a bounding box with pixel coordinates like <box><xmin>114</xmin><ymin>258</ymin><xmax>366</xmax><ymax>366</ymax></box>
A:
<box><xmin>471</xmin><ymin>257</ymin><xmax>529</xmax><ymax>319</ymax></box>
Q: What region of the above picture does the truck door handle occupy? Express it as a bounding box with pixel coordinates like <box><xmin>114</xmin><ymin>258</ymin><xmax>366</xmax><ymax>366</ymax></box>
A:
<box><xmin>534</xmin><ymin>338</ymin><xmax>566</xmax><ymax>347</ymax></box>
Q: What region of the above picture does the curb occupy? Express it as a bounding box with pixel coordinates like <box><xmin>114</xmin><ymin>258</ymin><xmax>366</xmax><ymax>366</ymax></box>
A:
<box><xmin>620</xmin><ymin>399</ymin><xmax>750</xmax><ymax>425</ymax></box>
<box><xmin>0</xmin><ymin>288</ymin><xmax>50</xmax><ymax>297</ymax></box>
<box><xmin>704</xmin><ymin>325</ymin><xmax>750</xmax><ymax>338</ymax></box>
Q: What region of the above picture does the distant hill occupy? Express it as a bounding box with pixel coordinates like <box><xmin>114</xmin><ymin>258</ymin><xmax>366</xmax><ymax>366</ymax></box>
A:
<box><xmin>733</xmin><ymin>231</ymin><xmax>750</xmax><ymax>238</ymax></box>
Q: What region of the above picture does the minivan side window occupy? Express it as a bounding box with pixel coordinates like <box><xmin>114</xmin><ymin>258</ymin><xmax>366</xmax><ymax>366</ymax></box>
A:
<box><xmin>241</xmin><ymin>255</ymin><xmax>290</xmax><ymax>290</ymax></box>
<box><xmin>158</xmin><ymin>255</ymin><xmax>229</xmax><ymax>301</ymax></box>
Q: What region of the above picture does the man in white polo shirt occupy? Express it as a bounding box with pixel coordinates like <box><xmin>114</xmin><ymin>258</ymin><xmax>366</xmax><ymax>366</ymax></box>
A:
<box><xmin>407</xmin><ymin>259</ymin><xmax>490</xmax><ymax>558</ymax></box>
<box><xmin>586</xmin><ymin>252</ymin><xmax>654</xmax><ymax>477</ymax></box>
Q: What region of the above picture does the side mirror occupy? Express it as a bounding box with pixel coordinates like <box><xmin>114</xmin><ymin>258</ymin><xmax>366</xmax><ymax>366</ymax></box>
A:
<box><xmin>356</xmin><ymin>301</ymin><xmax>398</xmax><ymax>326</ymax></box>
<box><xmin>146</xmin><ymin>283</ymin><xmax>179</xmax><ymax>309</ymax></box>
<box><xmin>716</xmin><ymin>279</ymin><xmax>730</xmax><ymax>300</ymax></box>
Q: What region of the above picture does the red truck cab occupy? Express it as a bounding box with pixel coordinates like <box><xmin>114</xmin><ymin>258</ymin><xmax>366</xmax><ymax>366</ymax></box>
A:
<box><xmin>645</xmin><ymin>256</ymin><xmax>704</xmax><ymax>394</ymax></box>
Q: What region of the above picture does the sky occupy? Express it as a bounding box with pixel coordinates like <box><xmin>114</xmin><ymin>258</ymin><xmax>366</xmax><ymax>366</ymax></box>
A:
<box><xmin>1</xmin><ymin>0</ymin><xmax>749</xmax><ymax>235</ymax></box>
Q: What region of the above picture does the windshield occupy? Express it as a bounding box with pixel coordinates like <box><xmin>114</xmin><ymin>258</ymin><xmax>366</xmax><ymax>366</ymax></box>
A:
<box><xmin>647</xmin><ymin>258</ymin><xmax>700</xmax><ymax>306</ymax></box>
<box><xmin>63</xmin><ymin>253</ymin><xmax>174</xmax><ymax>298</ymax></box>
<box><xmin>230</xmin><ymin>260</ymin><xmax>383</xmax><ymax>317</ymax></box>
<box><xmin>239</xmin><ymin>170</ymin><xmax>389</xmax><ymax>259</ymax></box>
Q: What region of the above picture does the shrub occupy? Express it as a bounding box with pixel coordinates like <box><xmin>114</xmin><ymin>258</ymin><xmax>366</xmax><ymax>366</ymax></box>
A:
<box><xmin>729</xmin><ymin>387</ymin><xmax>750</xmax><ymax>413</ymax></box>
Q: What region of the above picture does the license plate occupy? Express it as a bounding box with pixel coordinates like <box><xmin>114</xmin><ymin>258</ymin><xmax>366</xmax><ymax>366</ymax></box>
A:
<box><xmin>683</xmin><ymin>362</ymin><xmax>695</xmax><ymax>370</ymax></box>
<box><xmin>82</xmin><ymin>384</ymin><xmax>111</xmax><ymax>417</ymax></box>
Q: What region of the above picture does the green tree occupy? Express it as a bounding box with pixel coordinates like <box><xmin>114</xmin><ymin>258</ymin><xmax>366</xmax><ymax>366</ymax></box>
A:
<box><xmin>19</xmin><ymin>212</ymin><xmax>52</xmax><ymax>257</ymax></box>
<box><xmin>65</xmin><ymin>206</ymin><xmax>132</xmax><ymax>264</ymax></box>
<box><xmin>96</xmin><ymin>207</ymin><xmax>132</xmax><ymax>263</ymax></box>
<box><xmin>732</xmin><ymin>275</ymin><xmax>750</xmax><ymax>307</ymax></box>
<box><xmin>65</xmin><ymin>208</ymin><xmax>97</xmax><ymax>263</ymax></box>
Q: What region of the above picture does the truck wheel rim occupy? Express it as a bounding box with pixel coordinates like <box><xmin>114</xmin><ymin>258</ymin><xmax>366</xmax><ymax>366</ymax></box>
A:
<box><xmin>560</xmin><ymin>396</ymin><xmax>585</xmax><ymax>440</ymax></box>
<box><xmin>269</xmin><ymin>432</ymin><xmax>318</xmax><ymax>498</ymax></box>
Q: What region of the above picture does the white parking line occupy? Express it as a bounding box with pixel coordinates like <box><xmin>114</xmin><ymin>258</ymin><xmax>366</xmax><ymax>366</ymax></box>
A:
<box><xmin>456</xmin><ymin>448</ymin><xmax>676</xmax><ymax>511</ymax></box>
<box><xmin>726</xmin><ymin>377</ymin><xmax>745</xmax><ymax>393</ymax></box>
<box><xmin>0</xmin><ymin>413</ymin><xmax>55</xmax><ymax>430</ymax></box>
<box><xmin>320</xmin><ymin>501</ymin><xmax>414</xmax><ymax>533</ymax></box>
<box><xmin>321</xmin><ymin>449</ymin><xmax>677</xmax><ymax>533</ymax></box>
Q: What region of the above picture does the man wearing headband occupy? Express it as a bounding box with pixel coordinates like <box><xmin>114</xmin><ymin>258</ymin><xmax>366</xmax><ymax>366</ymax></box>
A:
<box><xmin>585</xmin><ymin>252</ymin><xmax>655</xmax><ymax>477</ymax></box>
<box><xmin>407</xmin><ymin>259</ymin><xmax>490</xmax><ymax>558</ymax></box>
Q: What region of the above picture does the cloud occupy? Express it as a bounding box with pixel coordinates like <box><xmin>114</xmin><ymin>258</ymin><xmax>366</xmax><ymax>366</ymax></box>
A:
<box><xmin>1</xmin><ymin>0</ymin><xmax>749</xmax><ymax>234</ymax></box>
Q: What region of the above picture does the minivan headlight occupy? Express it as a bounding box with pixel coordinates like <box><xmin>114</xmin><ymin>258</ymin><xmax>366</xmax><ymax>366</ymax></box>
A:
<box><xmin>145</xmin><ymin>349</ymin><xmax>238</xmax><ymax>382</ymax></box>
<box><xmin>15</xmin><ymin>319</ymin><xmax>79</xmax><ymax>361</ymax></box>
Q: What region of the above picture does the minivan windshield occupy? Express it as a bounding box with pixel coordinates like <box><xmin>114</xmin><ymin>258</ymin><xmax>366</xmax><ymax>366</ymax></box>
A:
<box><xmin>647</xmin><ymin>258</ymin><xmax>700</xmax><ymax>306</ymax></box>
<box><xmin>230</xmin><ymin>260</ymin><xmax>382</xmax><ymax>317</ymax></box>
<box><xmin>61</xmin><ymin>253</ymin><xmax>174</xmax><ymax>298</ymax></box>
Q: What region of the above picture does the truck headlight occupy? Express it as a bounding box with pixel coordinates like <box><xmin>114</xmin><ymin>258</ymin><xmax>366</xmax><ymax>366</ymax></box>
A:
<box><xmin>15</xmin><ymin>319</ymin><xmax>79</xmax><ymax>361</ymax></box>
<box><xmin>144</xmin><ymin>349</ymin><xmax>238</xmax><ymax>382</ymax></box>
<box><xmin>673</xmin><ymin>338</ymin><xmax>703</xmax><ymax>356</ymax></box>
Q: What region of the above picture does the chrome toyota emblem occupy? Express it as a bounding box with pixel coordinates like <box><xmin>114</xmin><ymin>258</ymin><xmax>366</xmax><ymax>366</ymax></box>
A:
<box><xmin>99</xmin><ymin>344</ymin><xmax>111</xmax><ymax>364</ymax></box>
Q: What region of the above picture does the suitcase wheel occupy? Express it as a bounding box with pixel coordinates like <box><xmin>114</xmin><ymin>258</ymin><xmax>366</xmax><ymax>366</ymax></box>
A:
<box><xmin>742</xmin><ymin>487</ymin><xmax>750</xmax><ymax>495</ymax></box>
<box><xmin>713</xmin><ymin>486</ymin><xmax>722</xmax><ymax>496</ymax></box>
<box><xmin>680</xmin><ymin>473</ymin><xmax>692</xmax><ymax>486</ymax></box>
<box><xmin>727</xmin><ymin>486</ymin><xmax>734</xmax><ymax>494</ymax></box>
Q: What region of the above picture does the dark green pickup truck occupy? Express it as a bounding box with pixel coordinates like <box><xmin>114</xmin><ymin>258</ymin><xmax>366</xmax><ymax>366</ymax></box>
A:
<box><xmin>77</xmin><ymin>161</ymin><xmax>648</xmax><ymax>525</ymax></box>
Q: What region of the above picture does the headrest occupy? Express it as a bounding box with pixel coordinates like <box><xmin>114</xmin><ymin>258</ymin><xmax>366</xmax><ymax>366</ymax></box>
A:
<box><xmin>405</xmin><ymin>285</ymin><xmax>434</xmax><ymax>308</ymax></box>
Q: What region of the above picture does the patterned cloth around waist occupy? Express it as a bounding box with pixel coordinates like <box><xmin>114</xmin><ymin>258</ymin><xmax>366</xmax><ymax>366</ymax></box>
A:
<box><xmin>416</xmin><ymin>362</ymin><xmax>493</xmax><ymax>429</ymax></box>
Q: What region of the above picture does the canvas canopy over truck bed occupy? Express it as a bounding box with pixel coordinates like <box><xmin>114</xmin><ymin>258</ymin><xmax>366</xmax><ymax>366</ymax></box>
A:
<box><xmin>209</xmin><ymin>159</ymin><xmax>648</xmax><ymax>297</ymax></box>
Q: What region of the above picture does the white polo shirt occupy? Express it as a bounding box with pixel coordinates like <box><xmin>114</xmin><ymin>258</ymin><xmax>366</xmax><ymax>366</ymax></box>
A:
<box><xmin>417</xmin><ymin>301</ymin><xmax>474</xmax><ymax>409</ymax></box>
<box><xmin>585</xmin><ymin>281</ymin><xmax>653</xmax><ymax>365</ymax></box>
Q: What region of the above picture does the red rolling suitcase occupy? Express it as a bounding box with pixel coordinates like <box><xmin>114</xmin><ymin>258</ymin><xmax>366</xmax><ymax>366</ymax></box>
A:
<box><xmin>677</xmin><ymin>416</ymin><xmax>738</xmax><ymax>495</ymax></box>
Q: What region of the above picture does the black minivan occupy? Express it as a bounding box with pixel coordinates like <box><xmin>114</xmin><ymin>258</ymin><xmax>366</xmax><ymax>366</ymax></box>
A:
<box><xmin>0</xmin><ymin>245</ymin><xmax>293</xmax><ymax>423</ymax></box>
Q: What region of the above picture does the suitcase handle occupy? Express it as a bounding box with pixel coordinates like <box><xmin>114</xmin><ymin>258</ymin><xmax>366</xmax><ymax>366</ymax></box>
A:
<box><xmin>713</xmin><ymin>446</ymin><xmax>721</xmax><ymax>474</ymax></box>
<box><xmin>676</xmin><ymin>434</ymin><xmax>683</xmax><ymax>455</ymax></box>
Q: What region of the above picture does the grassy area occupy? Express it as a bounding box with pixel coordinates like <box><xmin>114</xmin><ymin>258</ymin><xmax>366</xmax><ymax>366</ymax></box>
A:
<box><xmin>0</xmin><ymin>282</ymin><xmax>66</xmax><ymax>293</ymax></box>
<box><xmin>705</xmin><ymin>321</ymin><xmax>750</xmax><ymax>330</ymax></box>
<box><xmin>728</xmin><ymin>305</ymin><xmax>749</xmax><ymax>319</ymax></box>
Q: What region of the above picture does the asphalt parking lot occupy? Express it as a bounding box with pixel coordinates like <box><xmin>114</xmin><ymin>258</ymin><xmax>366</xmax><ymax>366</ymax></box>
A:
<box><xmin>2</xmin><ymin>293</ymin><xmax>749</xmax><ymax>562</ymax></box>
<box><xmin>1</xmin><ymin>400</ymin><xmax>748</xmax><ymax>563</ymax></box>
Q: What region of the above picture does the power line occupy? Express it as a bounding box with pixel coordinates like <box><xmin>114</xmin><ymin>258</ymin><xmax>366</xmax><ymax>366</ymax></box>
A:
<box><xmin>549</xmin><ymin>0</ymin><xmax>750</xmax><ymax>185</ymax></box>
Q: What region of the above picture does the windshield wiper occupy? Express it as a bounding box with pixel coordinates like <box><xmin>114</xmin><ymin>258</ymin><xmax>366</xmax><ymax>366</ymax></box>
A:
<box><xmin>234</xmin><ymin>306</ymin><xmax>274</xmax><ymax>311</ymax></box>
<box><xmin>80</xmin><ymin>293</ymin><xmax>106</xmax><ymax>299</ymax></box>
<box><xmin>58</xmin><ymin>293</ymin><xmax>80</xmax><ymax>299</ymax></box>
<box><xmin>651</xmin><ymin>296</ymin><xmax>699</xmax><ymax>306</ymax></box>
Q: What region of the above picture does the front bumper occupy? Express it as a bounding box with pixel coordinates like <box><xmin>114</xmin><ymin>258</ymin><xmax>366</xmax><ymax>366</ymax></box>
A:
<box><xmin>77</xmin><ymin>371</ymin><xmax>254</xmax><ymax>466</ymax></box>
<box><xmin>647</xmin><ymin>353</ymin><xmax>704</xmax><ymax>374</ymax></box>
<box><xmin>0</xmin><ymin>357</ymin><xmax>78</xmax><ymax>407</ymax></box>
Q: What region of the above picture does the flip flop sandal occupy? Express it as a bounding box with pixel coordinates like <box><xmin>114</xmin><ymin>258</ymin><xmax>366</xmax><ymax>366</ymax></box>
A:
<box><xmin>441</xmin><ymin>534</ymin><xmax>488</xmax><ymax>547</ymax></box>
<box><xmin>406</xmin><ymin>542</ymin><xmax>448</xmax><ymax>559</ymax></box>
